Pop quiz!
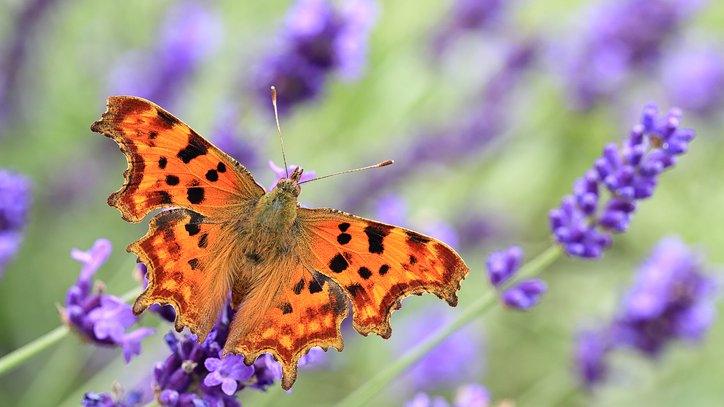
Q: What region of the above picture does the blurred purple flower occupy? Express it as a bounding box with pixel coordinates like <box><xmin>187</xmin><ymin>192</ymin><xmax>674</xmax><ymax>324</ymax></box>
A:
<box><xmin>574</xmin><ymin>329</ymin><xmax>611</xmax><ymax>388</ymax></box>
<box><xmin>0</xmin><ymin>170</ymin><xmax>31</xmax><ymax>276</ymax></box>
<box><xmin>573</xmin><ymin>237</ymin><xmax>716</xmax><ymax>388</ymax></box>
<box><xmin>397</xmin><ymin>309</ymin><xmax>483</xmax><ymax>390</ymax></box>
<box><xmin>405</xmin><ymin>384</ymin><xmax>491</xmax><ymax>407</ymax></box>
<box><xmin>664</xmin><ymin>47</ymin><xmax>724</xmax><ymax>117</ymax></box>
<box><xmin>502</xmin><ymin>279</ymin><xmax>548</xmax><ymax>310</ymax></box>
<box><xmin>343</xmin><ymin>39</ymin><xmax>537</xmax><ymax>210</ymax></box>
<box><xmin>108</xmin><ymin>1</ymin><xmax>221</xmax><ymax>107</ymax></box>
<box><xmin>82</xmin><ymin>386</ymin><xmax>147</xmax><ymax>407</ymax></box>
<box><xmin>564</xmin><ymin>0</ymin><xmax>700</xmax><ymax>109</ymax></box>
<box><xmin>254</xmin><ymin>0</ymin><xmax>378</xmax><ymax>114</ymax></box>
<box><xmin>61</xmin><ymin>239</ymin><xmax>154</xmax><ymax>362</ymax></box>
<box><xmin>405</xmin><ymin>393</ymin><xmax>450</xmax><ymax>407</ymax></box>
<box><xmin>486</xmin><ymin>246</ymin><xmax>523</xmax><ymax>287</ymax></box>
<box><xmin>454</xmin><ymin>384</ymin><xmax>490</xmax><ymax>407</ymax></box>
<box><xmin>151</xmin><ymin>305</ymin><xmax>283</xmax><ymax>405</ymax></box>
<box><xmin>611</xmin><ymin>237</ymin><xmax>716</xmax><ymax>355</ymax></box>
<box><xmin>0</xmin><ymin>0</ymin><xmax>60</xmax><ymax>130</ymax></box>
<box><xmin>298</xmin><ymin>346</ymin><xmax>330</xmax><ymax>370</ymax></box>
<box><xmin>550</xmin><ymin>104</ymin><xmax>694</xmax><ymax>258</ymax></box>
<box><xmin>375</xmin><ymin>194</ymin><xmax>408</xmax><ymax>225</ymax></box>
<box><xmin>269</xmin><ymin>161</ymin><xmax>316</xmax><ymax>190</ymax></box>
<box><xmin>431</xmin><ymin>0</ymin><xmax>507</xmax><ymax>56</ymax></box>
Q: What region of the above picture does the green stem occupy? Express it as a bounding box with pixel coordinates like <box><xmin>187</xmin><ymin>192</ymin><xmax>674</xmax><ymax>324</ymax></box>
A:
<box><xmin>335</xmin><ymin>245</ymin><xmax>563</xmax><ymax>407</ymax></box>
<box><xmin>0</xmin><ymin>286</ymin><xmax>142</xmax><ymax>377</ymax></box>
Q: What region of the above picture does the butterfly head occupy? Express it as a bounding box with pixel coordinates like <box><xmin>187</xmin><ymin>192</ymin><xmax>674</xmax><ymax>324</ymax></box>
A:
<box><xmin>274</xmin><ymin>166</ymin><xmax>304</xmax><ymax>197</ymax></box>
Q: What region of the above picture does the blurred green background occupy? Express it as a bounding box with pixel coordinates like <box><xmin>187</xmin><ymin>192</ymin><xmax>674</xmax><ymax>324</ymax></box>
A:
<box><xmin>0</xmin><ymin>0</ymin><xmax>723</xmax><ymax>406</ymax></box>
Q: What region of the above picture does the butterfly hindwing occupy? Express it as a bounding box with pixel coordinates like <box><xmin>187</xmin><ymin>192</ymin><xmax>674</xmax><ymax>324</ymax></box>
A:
<box><xmin>91</xmin><ymin>96</ymin><xmax>264</xmax><ymax>222</ymax></box>
<box><xmin>224</xmin><ymin>262</ymin><xmax>347</xmax><ymax>390</ymax></box>
<box><xmin>131</xmin><ymin>209</ymin><xmax>235</xmax><ymax>339</ymax></box>
<box><xmin>298</xmin><ymin>208</ymin><xmax>469</xmax><ymax>338</ymax></box>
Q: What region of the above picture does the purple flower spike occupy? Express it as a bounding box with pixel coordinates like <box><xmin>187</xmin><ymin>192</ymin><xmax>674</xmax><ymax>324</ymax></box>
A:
<box><xmin>486</xmin><ymin>246</ymin><xmax>523</xmax><ymax>287</ymax></box>
<box><xmin>574</xmin><ymin>330</ymin><xmax>611</xmax><ymax>388</ymax></box>
<box><xmin>431</xmin><ymin>0</ymin><xmax>506</xmax><ymax>57</ymax></box>
<box><xmin>204</xmin><ymin>355</ymin><xmax>255</xmax><ymax>396</ymax></box>
<box><xmin>664</xmin><ymin>47</ymin><xmax>724</xmax><ymax>117</ymax></box>
<box><xmin>550</xmin><ymin>105</ymin><xmax>694</xmax><ymax>258</ymax></box>
<box><xmin>254</xmin><ymin>0</ymin><xmax>377</xmax><ymax>114</ymax></box>
<box><xmin>612</xmin><ymin>237</ymin><xmax>716</xmax><ymax>356</ymax></box>
<box><xmin>0</xmin><ymin>169</ymin><xmax>31</xmax><ymax>276</ymax></box>
<box><xmin>502</xmin><ymin>279</ymin><xmax>547</xmax><ymax>310</ymax></box>
<box><xmin>62</xmin><ymin>239</ymin><xmax>154</xmax><ymax>362</ymax></box>
<box><xmin>564</xmin><ymin>0</ymin><xmax>701</xmax><ymax>109</ymax></box>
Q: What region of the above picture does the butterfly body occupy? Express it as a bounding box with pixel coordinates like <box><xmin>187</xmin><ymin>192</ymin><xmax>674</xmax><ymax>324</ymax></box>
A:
<box><xmin>92</xmin><ymin>96</ymin><xmax>469</xmax><ymax>389</ymax></box>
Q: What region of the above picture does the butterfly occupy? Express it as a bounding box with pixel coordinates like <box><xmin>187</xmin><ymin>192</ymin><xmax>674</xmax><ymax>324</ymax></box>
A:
<box><xmin>91</xmin><ymin>94</ymin><xmax>469</xmax><ymax>389</ymax></box>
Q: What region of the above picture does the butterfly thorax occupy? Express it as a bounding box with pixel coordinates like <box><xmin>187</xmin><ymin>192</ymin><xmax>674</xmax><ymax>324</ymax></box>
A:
<box><xmin>250</xmin><ymin>178</ymin><xmax>301</xmax><ymax>235</ymax></box>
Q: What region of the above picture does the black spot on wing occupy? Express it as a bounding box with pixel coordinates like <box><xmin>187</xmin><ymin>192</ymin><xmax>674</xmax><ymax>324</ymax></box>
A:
<box><xmin>347</xmin><ymin>283</ymin><xmax>366</xmax><ymax>299</ymax></box>
<box><xmin>364</xmin><ymin>225</ymin><xmax>391</xmax><ymax>254</ymax></box>
<box><xmin>165</xmin><ymin>175</ymin><xmax>180</xmax><ymax>186</ymax></box>
<box><xmin>338</xmin><ymin>222</ymin><xmax>350</xmax><ymax>232</ymax></box>
<box><xmin>156</xmin><ymin>109</ymin><xmax>179</xmax><ymax>127</ymax></box>
<box><xmin>358</xmin><ymin>267</ymin><xmax>372</xmax><ymax>280</ymax></box>
<box><xmin>337</xmin><ymin>233</ymin><xmax>352</xmax><ymax>245</ymax></box>
<box><xmin>409</xmin><ymin>255</ymin><xmax>418</xmax><ymax>265</ymax></box>
<box><xmin>198</xmin><ymin>233</ymin><xmax>208</xmax><ymax>248</ymax></box>
<box><xmin>293</xmin><ymin>278</ymin><xmax>305</xmax><ymax>295</ymax></box>
<box><xmin>217</xmin><ymin>162</ymin><xmax>226</xmax><ymax>173</ymax></box>
<box><xmin>177</xmin><ymin>134</ymin><xmax>208</xmax><ymax>163</ymax></box>
<box><xmin>205</xmin><ymin>169</ymin><xmax>218</xmax><ymax>182</ymax></box>
<box><xmin>187</xmin><ymin>187</ymin><xmax>205</xmax><ymax>204</ymax></box>
<box><xmin>281</xmin><ymin>302</ymin><xmax>293</xmax><ymax>314</ymax></box>
<box><xmin>308</xmin><ymin>279</ymin><xmax>324</xmax><ymax>294</ymax></box>
<box><xmin>379</xmin><ymin>264</ymin><xmax>390</xmax><ymax>275</ymax></box>
<box><xmin>329</xmin><ymin>253</ymin><xmax>349</xmax><ymax>273</ymax></box>
<box><xmin>158</xmin><ymin>156</ymin><xmax>168</xmax><ymax>169</ymax></box>
<box><xmin>406</xmin><ymin>230</ymin><xmax>431</xmax><ymax>245</ymax></box>
<box><xmin>188</xmin><ymin>258</ymin><xmax>200</xmax><ymax>270</ymax></box>
<box><xmin>155</xmin><ymin>191</ymin><xmax>172</xmax><ymax>204</ymax></box>
<box><xmin>184</xmin><ymin>223</ymin><xmax>200</xmax><ymax>236</ymax></box>
<box><xmin>148</xmin><ymin>131</ymin><xmax>158</xmax><ymax>139</ymax></box>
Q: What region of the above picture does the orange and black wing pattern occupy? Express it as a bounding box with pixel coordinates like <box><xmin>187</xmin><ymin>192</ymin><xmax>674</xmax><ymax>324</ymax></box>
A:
<box><xmin>298</xmin><ymin>208</ymin><xmax>469</xmax><ymax>338</ymax></box>
<box><xmin>91</xmin><ymin>96</ymin><xmax>263</xmax><ymax>222</ymax></box>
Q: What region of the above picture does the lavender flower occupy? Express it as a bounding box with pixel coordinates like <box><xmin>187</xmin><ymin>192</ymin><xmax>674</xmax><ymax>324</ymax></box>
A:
<box><xmin>151</xmin><ymin>305</ymin><xmax>282</xmax><ymax>405</ymax></box>
<box><xmin>573</xmin><ymin>329</ymin><xmax>611</xmax><ymax>388</ymax></box>
<box><xmin>502</xmin><ymin>279</ymin><xmax>548</xmax><ymax>310</ymax></box>
<box><xmin>61</xmin><ymin>239</ymin><xmax>154</xmax><ymax>362</ymax></box>
<box><xmin>611</xmin><ymin>237</ymin><xmax>716</xmax><ymax>355</ymax></box>
<box><xmin>0</xmin><ymin>170</ymin><xmax>31</xmax><ymax>276</ymax></box>
<box><xmin>573</xmin><ymin>238</ymin><xmax>716</xmax><ymax>388</ymax></box>
<box><xmin>486</xmin><ymin>246</ymin><xmax>523</xmax><ymax>287</ymax></box>
<box><xmin>254</xmin><ymin>0</ymin><xmax>377</xmax><ymax>114</ymax></box>
<box><xmin>396</xmin><ymin>309</ymin><xmax>483</xmax><ymax>390</ymax></box>
<box><xmin>550</xmin><ymin>104</ymin><xmax>694</xmax><ymax>258</ymax></box>
<box><xmin>564</xmin><ymin>0</ymin><xmax>699</xmax><ymax>109</ymax></box>
<box><xmin>663</xmin><ymin>47</ymin><xmax>724</xmax><ymax>117</ymax></box>
<box><xmin>82</xmin><ymin>386</ymin><xmax>146</xmax><ymax>407</ymax></box>
<box><xmin>108</xmin><ymin>1</ymin><xmax>221</xmax><ymax>107</ymax></box>
<box><xmin>405</xmin><ymin>393</ymin><xmax>450</xmax><ymax>407</ymax></box>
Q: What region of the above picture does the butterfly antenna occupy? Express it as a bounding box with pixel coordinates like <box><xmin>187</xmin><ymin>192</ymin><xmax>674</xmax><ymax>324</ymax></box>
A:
<box><xmin>271</xmin><ymin>85</ymin><xmax>289</xmax><ymax>178</ymax></box>
<box><xmin>298</xmin><ymin>160</ymin><xmax>394</xmax><ymax>185</ymax></box>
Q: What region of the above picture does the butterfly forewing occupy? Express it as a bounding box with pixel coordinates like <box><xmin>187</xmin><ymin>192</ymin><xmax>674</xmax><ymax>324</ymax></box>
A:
<box><xmin>91</xmin><ymin>96</ymin><xmax>264</xmax><ymax>222</ymax></box>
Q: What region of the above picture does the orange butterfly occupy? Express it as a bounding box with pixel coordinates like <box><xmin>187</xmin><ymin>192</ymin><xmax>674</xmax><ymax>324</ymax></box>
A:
<box><xmin>91</xmin><ymin>92</ymin><xmax>469</xmax><ymax>389</ymax></box>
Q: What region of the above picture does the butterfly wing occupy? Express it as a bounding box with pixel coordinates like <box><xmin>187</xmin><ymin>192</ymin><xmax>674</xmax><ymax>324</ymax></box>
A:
<box><xmin>297</xmin><ymin>208</ymin><xmax>469</xmax><ymax>338</ymax></box>
<box><xmin>91</xmin><ymin>95</ymin><xmax>264</xmax><ymax>222</ymax></box>
<box><xmin>224</xmin><ymin>261</ymin><xmax>348</xmax><ymax>390</ymax></box>
<box><xmin>130</xmin><ymin>209</ymin><xmax>237</xmax><ymax>339</ymax></box>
